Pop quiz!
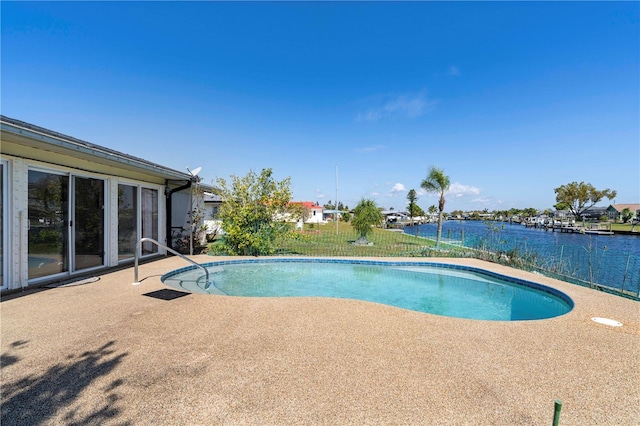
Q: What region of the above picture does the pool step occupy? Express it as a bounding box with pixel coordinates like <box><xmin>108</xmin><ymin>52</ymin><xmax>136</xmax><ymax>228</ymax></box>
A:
<box><xmin>163</xmin><ymin>270</ymin><xmax>227</xmax><ymax>295</ymax></box>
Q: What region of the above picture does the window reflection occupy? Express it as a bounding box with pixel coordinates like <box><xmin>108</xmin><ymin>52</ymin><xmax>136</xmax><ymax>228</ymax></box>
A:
<box><xmin>28</xmin><ymin>171</ymin><xmax>69</xmax><ymax>279</ymax></box>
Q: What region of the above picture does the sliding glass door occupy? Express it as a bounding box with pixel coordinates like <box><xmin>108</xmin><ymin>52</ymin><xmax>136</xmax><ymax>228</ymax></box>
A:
<box><xmin>27</xmin><ymin>170</ymin><xmax>162</xmax><ymax>277</ymax></box>
<box><xmin>118</xmin><ymin>184</ymin><xmax>159</xmax><ymax>261</ymax></box>
<box><xmin>73</xmin><ymin>177</ymin><xmax>105</xmax><ymax>270</ymax></box>
<box><xmin>28</xmin><ymin>170</ymin><xmax>106</xmax><ymax>280</ymax></box>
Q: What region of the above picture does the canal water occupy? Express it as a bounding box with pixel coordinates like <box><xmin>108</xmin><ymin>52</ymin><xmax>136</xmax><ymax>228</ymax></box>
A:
<box><xmin>406</xmin><ymin>221</ymin><xmax>639</xmax><ymax>296</ymax></box>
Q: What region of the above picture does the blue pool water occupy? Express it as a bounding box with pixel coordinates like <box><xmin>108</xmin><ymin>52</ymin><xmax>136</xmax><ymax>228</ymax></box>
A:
<box><xmin>162</xmin><ymin>259</ymin><xmax>573</xmax><ymax>321</ymax></box>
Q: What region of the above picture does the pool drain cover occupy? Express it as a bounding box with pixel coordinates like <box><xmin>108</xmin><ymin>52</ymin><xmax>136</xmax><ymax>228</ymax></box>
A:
<box><xmin>591</xmin><ymin>317</ymin><xmax>622</xmax><ymax>327</ymax></box>
<box><xmin>143</xmin><ymin>289</ymin><xmax>191</xmax><ymax>301</ymax></box>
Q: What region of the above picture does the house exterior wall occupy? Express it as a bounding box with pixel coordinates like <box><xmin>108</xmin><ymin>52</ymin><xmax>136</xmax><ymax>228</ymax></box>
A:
<box><xmin>172</xmin><ymin>191</ymin><xmax>192</xmax><ymax>235</ymax></box>
<box><xmin>204</xmin><ymin>202</ymin><xmax>222</xmax><ymax>220</ymax></box>
<box><xmin>170</xmin><ymin>188</ymin><xmax>207</xmax><ymax>248</ymax></box>
<box><xmin>307</xmin><ymin>207</ymin><xmax>324</xmax><ymax>223</ymax></box>
<box><xmin>610</xmin><ymin>207</ymin><xmax>625</xmax><ymax>220</ymax></box>
<box><xmin>1</xmin><ymin>152</ymin><xmax>169</xmax><ymax>290</ymax></box>
<box><xmin>0</xmin><ymin>118</ymin><xmax>192</xmax><ymax>291</ymax></box>
<box><xmin>11</xmin><ymin>159</ymin><xmax>26</xmax><ymax>287</ymax></box>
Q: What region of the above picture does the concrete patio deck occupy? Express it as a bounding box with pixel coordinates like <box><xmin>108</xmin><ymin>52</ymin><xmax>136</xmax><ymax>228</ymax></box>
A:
<box><xmin>1</xmin><ymin>256</ymin><xmax>638</xmax><ymax>425</ymax></box>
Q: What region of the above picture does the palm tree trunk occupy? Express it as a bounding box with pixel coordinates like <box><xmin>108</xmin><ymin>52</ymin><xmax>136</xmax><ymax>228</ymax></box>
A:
<box><xmin>436</xmin><ymin>211</ymin><xmax>444</xmax><ymax>249</ymax></box>
<box><xmin>436</xmin><ymin>192</ymin><xmax>446</xmax><ymax>249</ymax></box>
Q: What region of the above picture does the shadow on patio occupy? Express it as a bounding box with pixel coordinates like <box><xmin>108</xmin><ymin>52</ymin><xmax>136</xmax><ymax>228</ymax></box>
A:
<box><xmin>1</xmin><ymin>340</ymin><xmax>130</xmax><ymax>426</ymax></box>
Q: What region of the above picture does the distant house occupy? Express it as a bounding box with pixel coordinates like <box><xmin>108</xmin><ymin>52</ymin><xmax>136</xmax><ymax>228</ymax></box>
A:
<box><xmin>579</xmin><ymin>206</ymin><xmax>608</xmax><ymax>221</ymax></box>
<box><xmin>607</xmin><ymin>204</ymin><xmax>640</xmax><ymax>222</ymax></box>
<box><xmin>201</xmin><ymin>192</ymin><xmax>224</xmax><ymax>238</ymax></box>
<box><xmin>204</xmin><ymin>192</ymin><xmax>223</xmax><ymax>219</ymax></box>
<box><xmin>0</xmin><ymin>115</ymin><xmax>208</xmax><ymax>291</ymax></box>
<box><xmin>290</xmin><ymin>201</ymin><xmax>324</xmax><ymax>224</ymax></box>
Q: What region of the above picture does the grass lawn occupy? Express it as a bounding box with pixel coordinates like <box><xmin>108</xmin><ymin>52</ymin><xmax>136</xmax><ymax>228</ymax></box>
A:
<box><xmin>274</xmin><ymin>222</ymin><xmax>443</xmax><ymax>257</ymax></box>
<box><xmin>610</xmin><ymin>223</ymin><xmax>639</xmax><ymax>233</ymax></box>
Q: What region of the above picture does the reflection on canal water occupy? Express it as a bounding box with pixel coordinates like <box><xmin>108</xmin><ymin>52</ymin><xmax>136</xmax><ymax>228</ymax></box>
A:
<box><xmin>406</xmin><ymin>221</ymin><xmax>639</xmax><ymax>296</ymax></box>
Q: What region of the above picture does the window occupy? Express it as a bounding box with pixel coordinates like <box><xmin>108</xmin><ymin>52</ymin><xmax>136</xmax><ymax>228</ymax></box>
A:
<box><xmin>118</xmin><ymin>185</ymin><xmax>160</xmax><ymax>261</ymax></box>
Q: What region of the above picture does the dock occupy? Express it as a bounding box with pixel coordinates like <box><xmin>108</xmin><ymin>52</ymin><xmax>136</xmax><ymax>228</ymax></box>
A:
<box><xmin>545</xmin><ymin>223</ymin><xmax>614</xmax><ymax>235</ymax></box>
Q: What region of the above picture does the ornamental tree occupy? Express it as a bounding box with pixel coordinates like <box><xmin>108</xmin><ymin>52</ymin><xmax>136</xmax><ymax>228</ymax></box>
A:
<box><xmin>215</xmin><ymin>168</ymin><xmax>292</xmax><ymax>255</ymax></box>
<box><xmin>351</xmin><ymin>198</ymin><xmax>382</xmax><ymax>244</ymax></box>
<box><xmin>553</xmin><ymin>181</ymin><xmax>617</xmax><ymax>220</ymax></box>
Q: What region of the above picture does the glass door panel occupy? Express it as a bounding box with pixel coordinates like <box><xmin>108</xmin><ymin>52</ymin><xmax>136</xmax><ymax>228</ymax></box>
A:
<box><xmin>118</xmin><ymin>184</ymin><xmax>137</xmax><ymax>261</ymax></box>
<box><xmin>28</xmin><ymin>171</ymin><xmax>69</xmax><ymax>279</ymax></box>
<box><xmin>141</xmin><ymin>188</ymin><xmax>158</xmax><ymax>255</ymax></box>
<box><xmin>73</xmin><ymin>177</ymin><xmax>105</xmax><ymax>270</ymax></box>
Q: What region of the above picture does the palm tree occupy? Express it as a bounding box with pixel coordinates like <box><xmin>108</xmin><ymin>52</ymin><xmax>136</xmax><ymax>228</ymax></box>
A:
<box><xmin>352</xmin><ymin>198</ymin><xmax>382</xmax><ymax>245</ymax></box>
<box><xmin>421</xmin><ymin>166</ymin><xmax>450</xmax><ymax>249</ymax></box>
<box><xmin>406</xmin><ymin>189</ymin><xmax>418</xmax><ymax>226</ymax></box>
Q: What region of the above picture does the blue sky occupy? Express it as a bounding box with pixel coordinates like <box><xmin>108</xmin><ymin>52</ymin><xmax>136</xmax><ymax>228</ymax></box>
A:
<box><xmin>2</xmin><ymin>1</ymin><xmax>638</xmax><ymax>212</ymax></box>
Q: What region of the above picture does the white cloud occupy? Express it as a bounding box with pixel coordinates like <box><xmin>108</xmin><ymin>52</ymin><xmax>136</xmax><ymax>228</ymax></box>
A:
<box><xmin>370</xmin><ymin>191</ymin><xmax>380</xmax><ymax>197</ymax></box>
<box><xmin>357</xmin><ymin>91</ymin><xmax>437</xmax><ymax>122</ymax></box>
<box><xmin>417</xmin><ymin>182</ymin><xmax>480</xmax><ymax>198</ymax></box>
<box><xmin>471</xmin><ymin>197</ymin><xmax>491</xmax><ymax>204</ymax></box>
<box><xmin>447</xmin><ymin>182</ymin><xmax>480</xmax><ymax>197</ymax></box>
<box><xmin>391</xmin><ymin>183</ymin><xmax>406</xmax><ymax>193</ymax></box>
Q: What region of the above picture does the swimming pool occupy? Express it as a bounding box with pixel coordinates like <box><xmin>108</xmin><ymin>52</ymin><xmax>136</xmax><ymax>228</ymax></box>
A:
<box><xmin>161</xmin><ymin>259</ymin><xmax>573</xmax><ymax>321</ymax></box>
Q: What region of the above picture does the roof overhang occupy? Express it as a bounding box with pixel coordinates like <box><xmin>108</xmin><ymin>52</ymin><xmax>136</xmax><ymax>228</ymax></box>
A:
<box><xmin>1</xmin><ymin>115</ymin><xmax>194</xmax><ymax>183</ymax></box>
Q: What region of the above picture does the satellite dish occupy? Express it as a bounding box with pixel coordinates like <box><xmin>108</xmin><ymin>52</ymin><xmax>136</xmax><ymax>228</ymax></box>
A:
<box><xmin>187</xmin><ymin>166</ymin><xmax>202</xmax><ymax>177</ymax></box>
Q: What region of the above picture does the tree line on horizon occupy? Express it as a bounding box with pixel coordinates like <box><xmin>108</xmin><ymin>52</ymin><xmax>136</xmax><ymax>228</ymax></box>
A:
<box><xmin>210</xmin><ymin>167</ymin><xmax>618</xmax><ymax>255</ymax></box>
